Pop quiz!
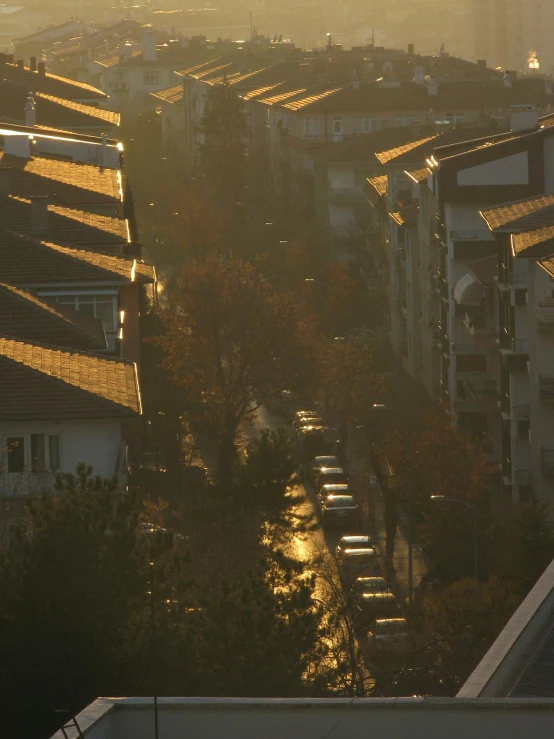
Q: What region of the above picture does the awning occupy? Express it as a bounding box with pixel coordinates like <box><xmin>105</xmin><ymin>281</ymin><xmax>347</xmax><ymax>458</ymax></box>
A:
<box><xmin>454</xmin><ymin>272</ymin><xmax>482</xmax><ymax>307</ymax></box>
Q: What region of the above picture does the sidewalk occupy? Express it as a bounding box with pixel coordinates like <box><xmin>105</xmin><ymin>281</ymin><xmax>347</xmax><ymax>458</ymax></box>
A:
<box><xmin>344</xmin><ymin>422</ymin><xmax>428</xmax><ymax>604</ymax></box>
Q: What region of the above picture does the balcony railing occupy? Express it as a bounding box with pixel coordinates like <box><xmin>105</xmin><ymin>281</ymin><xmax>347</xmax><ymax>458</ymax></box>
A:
<box><xmin>512</xmin><ymin>404</ymin><xmax>530</xmax><ymax>420</ymax></box>
<box><xmin>449</xmin><ymin>229</ymin><xmax>492</xmax><ymax>241</ymax></box>
<box><xmin>540</xmin><ymin>376</ymin><xmax>554</xmax><ymax>403</ymax></box>
<box><xmin>510</xmin><ymin>337</ymin><xmax>530</xmax><ymax>354</ymax></box>
<box><xmin>537</xmin><ymin>298</ymin><xmax>554</xmax><ymax>330</ymax></box>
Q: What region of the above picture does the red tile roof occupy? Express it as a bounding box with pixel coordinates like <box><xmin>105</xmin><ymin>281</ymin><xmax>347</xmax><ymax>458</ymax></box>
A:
<box><xmin>0</xmin><ymin>336</ymin><xmax>141</xmax><ymax>420</ymax></box>
<box><xmin>511</xmin><ymin>227</ymin><xmax>554</xmax><ymax>258</ymax></box>
<box><xmin>0</xmin><ymin>231</ymin><xmax>155</xmax><ymax>286</ymax></box>
<box><xmin>1</xmin><ymin>62</ymin><xmax>107</xmax><ymax>100</ymax></box>
<box><xmin>151</xmin><ymin>84</ymin><xmax>183</xmax><ymax>104</ymax></box>
<box><xmin>0</xmin><ymin>283</ymin><xmax>106</xmax><ymax>350</ymax></box>
<box><xmin>366</xmin><ymin>174</ymin><xmax>388</xmax><ymax>197</ymax></box>
<box><xmin>405</xmin><ymin>166</ymin><xmax>429</xmax><ymax>184</ymax></box>
<box><xmin>480</xmin><ymin>194</ymin><xmax>554</xmax><ymax>232</ymax></box>
<box><xmin>376</xmin><ymin>135</ymin><xmax>440</xmax><ymax>164</ymax></box>
<box><xmin>0</xmin><ymin>195</ymin><xmax>128</xmax><ymax>253</ymax></box>
<box><xmin>0</xmin><ymin>153</ymin><xmax>121</xmax><ymax>206</ymax></box>
<box><xmin>539</xmin><ymin>257</ymin><xmax>554</xmax><ymax>279</ymax></box>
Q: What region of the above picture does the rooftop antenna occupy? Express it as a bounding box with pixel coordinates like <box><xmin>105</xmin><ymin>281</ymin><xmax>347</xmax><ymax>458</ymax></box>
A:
<box><xmin>249</xmin><ymin>12</ymin><xmax>254</xmax><ymax>41</ymax></box>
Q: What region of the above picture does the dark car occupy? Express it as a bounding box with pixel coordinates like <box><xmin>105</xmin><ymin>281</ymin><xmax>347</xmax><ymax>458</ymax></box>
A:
<box><xmin>311</xmin><ymin>455</ymin><xmax>340</xmax><ymax>478</ymax></box>
<box><xmin>352</xmin><ymin>576</ymin><xmax>388</xmax><ymax>597</ymax></box>
<box><xmin>316</xmin><ymin>466</ymin><xmax>348</xmax><ymax>492</ymax></box>
<box><xmin>298</xmin><ymin>426</ymin><xmax>339</xmax><ymax>462</ymax></box>
<box><xmin>317</xmin><ymin>483</ymin><xmax>350</xmax><ymax>507</ymax></box>
<box><xmin>294</xmin><ymin>410</ymin><xmax>321</xmax><ymax>429</ymax></box>
<box><xmin>320</xmin><ymin>494</ymin><xmax>360</xmax><ymax>529</ymax></box>
<box><xmin>335</xmin><ymin>535</ymin><xmax>373</xmax><ymax>558</ymax></box>
<box><xmin>357</xmin><ymin>591</ymin><xmax>399</xmax><ymax>620</ymax></box>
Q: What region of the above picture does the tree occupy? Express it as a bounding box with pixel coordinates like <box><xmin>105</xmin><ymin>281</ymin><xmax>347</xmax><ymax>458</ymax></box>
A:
<box><xmin>198</xmin><ymin>80</ymin><xmax>248</xmax><ymax>201</ymax></box>
<box><xmin>158</xmin><ymin>254</ymin><xmax>316</xmax><ymax>475</ymax></box>
<box><xmin>0</xmin><ymin>464</ymin><xmax>173</xmax><ymax>739</ymax></box>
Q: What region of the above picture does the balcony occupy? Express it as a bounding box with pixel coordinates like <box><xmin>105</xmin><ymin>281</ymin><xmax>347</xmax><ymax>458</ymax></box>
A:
<box><xmin>454</xmin><ymin>376</ymin><xmax>499</xmax><ymax>411</ymax></box>
<box><xmin>540</xmin><ymin>376</ymin><xmax>554</xmax><ymax>404</ymax></box>
<box><xmin>510</xmin><ymin>271</ymin><xmax>528</xmax><ymax>289</ymax></box>
<box><xmin>541</xmin><ymin>449</ymin><xmax>554</xmax><ymax>477</ymax></box>
<box><xmin>463</xmin><ymin>312</ymin><xmax>496</xmax><ymax>338</ymax></box>
<box><xmin>394</xmin><ymin>244</ymin><xmax>406</xmax><ymax>264</ymax></box>
<box><xmin>512</xmin><ymin>404</ymin><xmax>530</xmax><ymax>421</ymax></box>
<box><xmin>537</xmin><ymin>298</ymin><xmax>554</xmax><ymax>331</ymax></box>
<box><xmin>328</xmin><ymin>186</ymin><xmax>366</xmax><ymax>202</ymax></box>
<box><xmin>500</xmin><ymin>337</ymin><xmax>529</xmax><ymax>372</ymax></box>
<box><xmin>449</xmin><ymin>229</ymin><xmax>492</xmax><ymax>241</ymax></box>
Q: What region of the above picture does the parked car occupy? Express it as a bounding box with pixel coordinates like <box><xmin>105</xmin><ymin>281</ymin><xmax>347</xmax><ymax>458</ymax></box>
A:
<box><xmin>335</xmin><ymin>535</ymin><xmax>373</xmax><ymax>558</ymax></box>
<box><xmin>338</xmin><ymin>546</ymin><xmax>380</xmax><ymax>585</ymax></box>
<box><xmin>294</xmin><ymin>410</ymin><xmax>321</xmax><ymax>429</ymax></box>
<box><xmin>320</xmin><ymin>494</ymin><xmax>360</xmax><ymax>529</ymax></box>
<box><xmin>311</xmin><ymin>455</ymin><xmax>340</xmax><ymax>478</ymax></box>
<box><xmin>317</xmin><ymin>483</ymin><xmax>350</xmax><ymax>507</ymax></box>
<box><xmin>352</xmin><ymin>576</ymin><xmax>388</xmax><ymax>597</ymax></box>
<box><xmin>316</xmin><ymin>466</ymin><xmax>348</xmax><ymax>491</ymax></box>
<box><xmin>367</xmin><ymin>618</ymin><xmax>411</xmax><ymax>653</ymax></box>
<box><xmin>357</xmin><ymin>592</ymin><xmax>399</xmax><ymax>620</ymax></box>
<box><xmin>298</xmin><ymin>426</ymin><xmax>340</xmax><ymax>462</ymax></box>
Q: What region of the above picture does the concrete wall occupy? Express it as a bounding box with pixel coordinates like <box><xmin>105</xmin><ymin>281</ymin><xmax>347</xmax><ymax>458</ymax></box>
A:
<box><xmin>0</xmin><ymin>419</ymin><xmax>124</xmax><ymax>496</ymax></box>
<box><xmin>53</xmin><ymin>696</ymin><xmax>554</xmax><ymax>739</ymax></box>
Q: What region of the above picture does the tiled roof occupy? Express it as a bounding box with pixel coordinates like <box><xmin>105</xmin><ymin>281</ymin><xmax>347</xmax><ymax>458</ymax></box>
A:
<box><xmin>511</xmin><ymin>226</ymin><xmax>554</xmax><ymax>258</ymax></box>
<box><xmin>0</xmin><ymin>82</ymin><xmax>119</xmax><ymax>130</ymax></box>
<box><xmin>405</xmin><ymin>166</ymin><xmax>429</xmax><ymax>184</ymax></box>
<box><xmin>390</xmin><ymin>203</ymin><xmax>419</xmax><ymax>226</ymax></box>
<box><xmin>0</xmin><ymin>195</ymin><xmax>128</xmax><ymax>253</ymax></box>
<box><xmin>95</xmin><ymin>49</ymin><xmax>142</xmax><ymax>68</ymax></box>
<box><xmin>376</xmin><ymin>135</ymin><xmax>440</xmax><ymax>164</ymax></box>
<box><xmin>0</xmin><ymin>153</ymin><xmax>121</xmax><ymax>206</ymax></box>
<box><xmin>175</xmin><ymin>59</ymin><xmax>223</xmax><ymax>77</ymax></box>
<box><xmin>0</xmin><ymin>283</ymin><xmax>106</xmax><ymax>350</ymax></box>
<box><xmin>308</xmin><ymin>127</ymin><xmax>428</xmax><ymax>164</ymax></box>
<box><xmin>241</xmin><ymin>83</ymin><xmax>283</xmax><ymax>101</ymax></box>
<box><xmin>36</xmin><ymin>93</ymin><xmax>119</xmax><ymax>125</ymax></box>
<box><xmin>1</xmin><ymin>62</ymin><xmax>107</xmax><ymax>100</ymax></box>
<box><xmin>296</xmin><ymin>78</ymin><xmax>554</xmax><ymax>112</ymax></box>
<box><xmin>480</xmin><ymin>194</ymin><xmax>554</xmax><ymax>232</ymax></box>
<box><xmin>0</xmin><ymin>337</ymin><xmax>141</xmax><ymax>420</ymax></box>
<box><xmin>282</xmin><ymin>87</ymin><xmax>342</xmax><ymax>111</ymax></box>
<box><xmin>0</xmin><ymin>231</ymin><xmax>155</xmax><ymax>286</ymax></box>
<box><xmin>150</xmin><ymin>84</ymin><xmax>183</xmax><ymax>104</ymax></box>
<box><xmin>539</xmin><ymin>257</ymin><xmax>554</xmax><ymax>279</ymax></box>
<box><xmin>258</xmin><ymin>87</ymin><xmax>307</xmax><ymax>105</ymax></box>
<box><xmin>367</xmin><ymin>174</ymin><xmax>388</xmax><ymax>197</ymax></box>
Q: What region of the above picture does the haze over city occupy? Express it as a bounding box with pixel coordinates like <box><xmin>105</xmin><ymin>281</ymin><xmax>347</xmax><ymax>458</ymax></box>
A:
<box><xmin>0</xmin><ymin>1</ymin><xmax>554</xmax><ymax>738</ymax></box>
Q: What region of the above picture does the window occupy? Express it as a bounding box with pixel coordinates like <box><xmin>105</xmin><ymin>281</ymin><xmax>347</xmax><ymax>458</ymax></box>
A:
<box><xmin>396</xmin><ymin>114</ymin><xmax>415</xmax><ymax>127</ymax></box>
<box><xmin>303</xmin><ymin>116</ymin><xmax>319</xmax><ymax>139</ymax></box>
<box><xmin>446</xmin><ymin>112</ymin><xmax>464</xmax><ymax>123</ymax></box>
<box><xmin>54</xmin><ymin>294</ymin><xmax>117</xmax><ymax>333</ymax></box>
<box><xmin>49</xmin><ymin>436</ymin><xmax>61</xmax><ymax>471</ymax></box>
<box><xmin>333</xmin><ymin>116</ymin><xmax>342</xmax><ymax>134</ymax></box>
<box><xmin>143</xmin><ymin>71</ymin><xmax>160</xmax><ymax>85</ymax></box>
<box><xmin>6</xmin><ymin>437</ymin><xmax>24</xmax><ymax>473</ymax></box>
<box><xmin>357</xmin><ymin>115</ymin><xmax>378</xmax><ymax>133</ymax></box>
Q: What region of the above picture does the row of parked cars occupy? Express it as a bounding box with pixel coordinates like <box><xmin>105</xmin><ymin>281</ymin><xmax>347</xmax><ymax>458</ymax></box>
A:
<box><xmin>307</xmin><ymin>446</ymin><xmax>410</xmax><ymax>654</ymax></box>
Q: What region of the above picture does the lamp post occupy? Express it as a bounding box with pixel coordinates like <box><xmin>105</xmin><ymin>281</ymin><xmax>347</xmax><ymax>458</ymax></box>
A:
<box><xmin>305</xmin><ymin>278</ymin><xmax>333</xmax><ymax>337</ymax></box>
<box><xmin>429</xmin><ymin>495</ymin><xmax>479</xmax><ymax>583</ymax></box>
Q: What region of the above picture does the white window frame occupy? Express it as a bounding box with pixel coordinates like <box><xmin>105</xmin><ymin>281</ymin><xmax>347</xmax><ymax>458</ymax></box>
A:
<box><xmin>446</xmin><ymin>111</ymin><xmax>464</xmax><ymax>123</ymax></box>
<box><xmin>396</xmin><ymin>114</ymin><xmax>415</xmax><ymax>127</ymax></box>
<box><xmin>143</xmin><ymin>71</ymin><xmax>160</xmax><ymax>86</ymax></box>
<box><xmin>303</xmin><ymin>116</ymin><xmax>319</xmax><ymax>140</ymax></box>
<box><xmin>3</xmin><ymin>433</ymin><xmax>61</xmax><ymax>474</ymax></box>
<box><xmin>358</xmin><ymin>115</ymin><xmax>378</xmax><ymax>133</ymax></box>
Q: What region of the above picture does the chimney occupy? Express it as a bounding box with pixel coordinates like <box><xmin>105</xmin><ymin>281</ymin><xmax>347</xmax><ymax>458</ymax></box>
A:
<box><xmin>510</xmin><ymin>104</ymin><xmax>539</xmax><ymax>133</ymax></box>
<box><xmin>30</xmin><ymin>195</ymin><xmax>49</xmax><ymax>234</ymax></box>
<box><xmin>477</xmin><ymin>59</ymin><xmax>487</xmax><ymax>75</ymax></box>
<box><xmin>408</xmin><ymin>43</ymin><xmax>414</xmax><ymax>56</ymax></box>
<box><xmin>6</xmin><ymin>54</ymin><xmax>14</xmax><ymax>63</ymax></box>
<box><xmin>37</xmin><ymin>61</ymin><xmax>46</xmax><ymax>75</ymax></box>
<box><xmin>0</xmin><ymin>167</ymin><xmax>11</xmax><ymax>198</ymax></box>
<box><xmin>141</xmin><ymin>24</ymin><xmax>157</xmax><ymax>62</ymax></box>
<box><xmin>17</xmin><ymin>59</ymin><xmax>24</xmax><ymax>69</ymax></box>
<box><xmin>503</xmin><ymin>69</ymin><xmax>517</xmax><ymax>87</ymax></box>
<box><xmin>30</xmin><ymin>56</ymin><xmax>37</xmax><ymax>72</ymax></box>
<box><xmin>24</xmin><ymin>94</ymin><xmax>36</xmax><ymax>127</ymax></box>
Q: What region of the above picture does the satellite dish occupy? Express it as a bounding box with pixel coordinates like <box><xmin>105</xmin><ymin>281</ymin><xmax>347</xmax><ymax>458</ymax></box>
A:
<box><xmin>382</xmin><ymin>60</ymin><xmax>394</xmax><ymax>74</ymax></box>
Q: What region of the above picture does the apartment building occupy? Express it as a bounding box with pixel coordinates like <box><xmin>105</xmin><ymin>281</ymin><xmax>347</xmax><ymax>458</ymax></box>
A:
<box><xmin>369</xmin><ymin>107</ymin><xmax>554</xmax><ymax>504</ymax></box>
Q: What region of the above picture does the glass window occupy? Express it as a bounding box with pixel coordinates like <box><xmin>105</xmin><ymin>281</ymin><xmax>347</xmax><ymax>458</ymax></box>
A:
<box><xmin>143</xmin><ymin>71</ymin><xmax>160</xmax><ymax>85</ymax></box>
<box><xmin>358</xmin><ymin>115</ymin><xmax>377</xmax><ymax>133</ymax></box>
<box><xmin>7</xmin><ymin>437</ymin><xmax>25</xmax><ymax>473</ymax></box>
<box><xmin>49</xmin><ymin>435</ymin><xmax>60</xmax><ymax>471</ymax></box>
<box><xmin>54</xmin><ymin>295</ymin><xmax>116</xmax><ymax>332</ymax></box>
<box><xmin>31</xmin><ymin>434</ymin><xmax>46</xmax><ymax>472</ymax></box>
<box><xmin>446</xmin><ymin>112</ymin><xmax>464</xmax><ymax>123</ymax></box>
<box><xmin>333</xmin><ymin>117</ymin><xmax>342</xmax><ymax>134</ymax></box>
<box><xmin>303</xmin><ymin>116</ymin><xmax>319</xmax><ymax>139</ymax></box>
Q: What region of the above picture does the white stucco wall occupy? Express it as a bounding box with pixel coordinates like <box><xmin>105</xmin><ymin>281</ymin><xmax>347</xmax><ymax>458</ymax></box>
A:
<box><xmin>0</xmin><ymin>418</ymin><xmax>124</xmax><ymax>496</ymax></box>
<box><xmin>456</xmin><ymin>152</ymin><xmax>529</xmax><ymax>187</ymax></box>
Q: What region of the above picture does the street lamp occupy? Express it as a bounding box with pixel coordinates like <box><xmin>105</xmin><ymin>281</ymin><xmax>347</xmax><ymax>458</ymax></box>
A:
<box><xmin>429</xmin><ymin>495</ymin><xmax>479</xmax><ymax>583</ymax></box>
<box><xmin>305</xmin><ymin>278</ymin><xmax>333</xmax><ymax>337</ymax></box>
